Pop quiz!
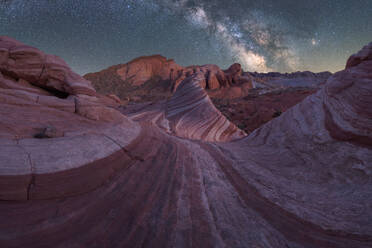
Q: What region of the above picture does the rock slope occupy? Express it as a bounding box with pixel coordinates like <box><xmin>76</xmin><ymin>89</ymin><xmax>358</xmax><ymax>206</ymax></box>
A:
<box><xmin>0</xmin><ymin>36</ymin><xmax>141</xmax><ymax>200</ymax></box>
<box><xmin>124</xmin><ymin>73</ymin><xmax>246</xmax><ymax>142</ymax></box>
<box><xmin>0</xmin><ymin>38</ymin><xmax>371</xmax><ymax>248</ymax></box>
<box><xmin>213</xmin><ymin>87</ymin><xmax>317</xmax><ymax>133</ymax></box>
<box><xmin>84</xmin><ymin>55</ymin><xmax>254</xmax><ymax>101</ymax></box>
<box><xmin>85</xmin><ymin>54</ymin><xmax>331</xmax><ymax>135</ymax></box>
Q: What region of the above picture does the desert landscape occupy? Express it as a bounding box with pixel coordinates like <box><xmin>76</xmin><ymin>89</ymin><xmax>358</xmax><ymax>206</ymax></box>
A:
<box><xmin>1</xmin><ymin>0</ymin><xmax>371</xmax><ymax>247</ymax></box>
<box><xmin>0</xmin><ymin>36</ymin><xmax>371</xmax><ymax>247</ymax></box>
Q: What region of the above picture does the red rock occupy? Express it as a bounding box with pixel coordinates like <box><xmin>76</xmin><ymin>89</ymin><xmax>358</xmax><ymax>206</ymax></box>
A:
<box><xmin>224</xmin><ymin>63</ymin><xmax>243</xmax><ymax>85</ymax></box>
<box><xmin>106</xmin><ymin>94</ymin><xmax>122</xmax><ymax>104</ymax></box>
<box><xmin>213</xmin><ymin>87</ymin><xmax>317</xmax><ymax>133</ymax></box>
<box><xmin>346</xmin><ymin>42</ymin><xmax>372</xmax><ymax>69</ymax></box>
<box><xmin>0</xmin><ymin>37</ymin><xmax>140</xmax><ymax>201</ymax></box>
<box><xmin>0</xmin><ymin>38</ymin><xmax>371</xmax><ymax>248</ymax></box>
<box><xmin>165</xmin><ymin>73</ymin><xmax>246</xmax><ymax>141</ymax></box>
<box><xmin>0</xmin><ymin>36</ymin><xmax>96</xmax><ymax>96</ymax></box>
<box><xmin>116</xmin><ymin>55</ymin><xmax>184</xmax><ymax>86</ymax></box>
<box><xmin>84</xmin><ymin>58</ymin><xmax>254</xmax><ymax>101</ymax></box>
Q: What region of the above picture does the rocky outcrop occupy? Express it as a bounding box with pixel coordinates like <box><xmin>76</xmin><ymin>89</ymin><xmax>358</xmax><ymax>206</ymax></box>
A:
<box><xmin>249</xmin><ymin>70</ymin><xmax>332</xmax><ymax>88</ymax></box>
<box><xmin>115</xmin><ymin>55</ymin><xmax>183</xmax><ymax>86</ymax></box>
<box><xmin>0</xmin><ymin>36</ymin><xmax>96</xmax><ymax>96</ymax></box>
<box><xmin>0</xmin><ymin>38</ymin><xmax>371</xmax><ymax>248</ymax></box>
<box><xmin>346</xmin><ymin>42</ymin><xmax>372</xmax><ymax>69</ymax></box>
<box><xmin>84</xmin><ymin>55</ymin><xmax>254</xmax><ymax>101</ymax></box>
<box><xmin>213</xmin><ymin>87</ymin><xmax>317</xmax><ymax>133</ymax></box>
<box><xmin>0</xmin><ymin>37</ymin><xmax>140</xmax><ymax>201</ymax></box>
<box><xmin>122</xmin><ymin>73</ymin><xmax>247</xmax><ymax>142</ymax></box>
<box><xmin>166</xmin><ymin>73</ymin><xmax>246</xmax><ymax>141</ymax></box>
<box><xmin>214</xmin><ymin>42</ymin><xmax>372</xmax><ymax>247</ymax></box>
<box><xmin>85</xmin><ymin>54</ymin><xmax>331</xmax><ymax>102</ymax></box>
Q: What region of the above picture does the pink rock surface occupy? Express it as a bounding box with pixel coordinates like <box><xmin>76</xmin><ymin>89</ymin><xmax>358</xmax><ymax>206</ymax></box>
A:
<box><xmin>0</xmin><ymin>38</ymin><xmax>371</xmax><ymax>248</ymax></box>
<box><xmin>116</xmin><ymin>55</ymin><xmax>184</xmax><ymax>86</ymax></box>
<box><xmin>122</xmin><ymin>73</ymin><xmax>246</xmax><ymax>142</ymax></box>
<box><xmin>0</xmin><ymin>37</ymin><xmax>140</xmax><ymax>200</ymax></box>
<box><xmin>84</xmin><ymin>55</ymin><xmax>254</xmax><ymax>101</ymax></box>
<box><xmin>166</xmin><ymin>73</ymin><xmax>246</xmax><ymax>141</ymax></box>
<box><xmin>0</xmin><ymin>36</ymin><xmax>96</xmax><ymax>96</ymax></box>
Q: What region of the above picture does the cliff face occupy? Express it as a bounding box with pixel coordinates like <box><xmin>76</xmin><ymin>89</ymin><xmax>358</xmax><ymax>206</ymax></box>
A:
<box><xmin>84</xmin><ymin>54</ymin><xmax>331</xmax><ymax>102</ymax></box>
<box><xmin>84</xmin><ymin>55</ymin><xmax>254</xmax><ymax>101</ymax></box>
<box><xmin>85</xmin><ymin>54</ymin><xmax>332</xmax><ymax>134</ymax></box>
<box><xmin>0</xmin><ymin>37</ymin><xmax>371</xmax><ymax>248</ymax></box>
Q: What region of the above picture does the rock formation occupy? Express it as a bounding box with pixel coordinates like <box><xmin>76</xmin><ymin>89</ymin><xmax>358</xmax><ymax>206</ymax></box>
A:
<box><xmin>0</xmin><ymin>37</ymin><xmax>371</xmax><ymax>248</ymax></box>
<box><xmin>249</xmin><ymin>70</ymin><xmax>332</xmax><ymax>88</ymax></box>
<box><xmin>84</xmin><ymin>54</ymin><xmax>331</xmax><ymax>132</ymax></box>
<box><xmin>84</xmin><ymin>55</ymin><xmax>254</xmax><ymax>101</ymax></box>
<box><xmin>0</xmin><ymin>36</ymin><xmax>140</xmax><ymax>200</ymax></box>
<box><xmin>115</xmin><ymin>55</ymin><xmax>183</xmax><ymax>86</ymax></box>
<box><xmin>125</xmin><ymin>73</ymin><xmax>246</xmax><ymax>142</ymax></box>
<box><xmin>213</xmin><ymin>87</ymin><xmax>317</xmax><ymax>133</ymax></box>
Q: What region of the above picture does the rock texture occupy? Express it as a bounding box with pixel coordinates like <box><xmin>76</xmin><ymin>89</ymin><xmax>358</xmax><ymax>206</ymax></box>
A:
<box><xmin>84</xmin><ymin>55</ymin><xmax>254</xmax><ymax>101</ymax></box>
<box><xmin>0</xmin><ymin>36</ymin><xmax>140</xmax><ymax>201</ymax></box>
<box><xmin>115</xmin><ymin>55</ymin><xmax>183</xmax><ymax>86</ymax></box>
<box><xmin>84</xmin><ymin>55</ymin><xmax>331</xmax><ymax>133</ymax></box>
<box><xmin>0</xmin><ymin>36</ymin><xmax>96</xmax><ymax>96</ymax></box>
<box><xmin>213</xmin><ymin>87</ymin><xmax>317</xmax><ymax>133</ymax></box>
<box><xmin>166</xmin><ymin>73</ymin><xmax>246</xmax><ymax>141</ymax></box>
<box><xmin>119</xmin><ymin>73</ymin><xmax>246</xmax><ymax>142</ymax></box>
<box><xmin>0</xmin><ymin>38</ymin><xmax>371</xmax><ymax>248</ymax></box>
<box><xmin>249</xmin><ymin>70</ymin><xmax>331</xmax><ymax>88</ymax></box>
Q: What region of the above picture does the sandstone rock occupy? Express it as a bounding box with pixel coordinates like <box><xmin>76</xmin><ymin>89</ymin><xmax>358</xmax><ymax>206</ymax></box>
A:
<box><xmin>213</xmin><ymin>87</ymin><xmax>317</xmax><ymax>133</ymax></box>
<box><xmin>106</xmin><ymin>94</ymin><xmax>121</xmax><ymax>104</ymax></box>
<box><xmin>215</xmin><ymin>42</ymin><xmax>372</xmax><ymax>247</ymax></box>
<box><xmin>84</xmin><ymin>57</ymin><xmax>254</xmax><ymax>102</ymax></box>
<box><xmin>0</xmin><ymin>37</ymin><xmax>141</xmax><ymax>201</ymax></box>
<box><xmin>346</xmin><ymin>42</ymin><xmax>372</xmax><ymax>69</ymax></box>
<box><xmin>74</xmin><ymin>95</ymin><xmax>127</xmax><ymax>122</ymax></box>
<box><xmin>116</xmin><ymin>55</ymin><xmax>184</xmax><ymax>86</ymax></box>
<box><xmin>34</xmin><ymin>126</ymin><xmax>64</xmax><ymax>139</ymax></box>
<box><xmin>165</xmin><ymin>73</ymin><xmax>246</xmax><ymax>142</ymax></box>
<box><xmin>0</xmin><ymin>36</ymin><xmax>96</xmax><ymax>97</ymax></box>
<box><xmin>224</xmin><ymin>63</ymin><xmax>243</xmax><ymax>85</ymax></box>
<box><xmin>0</xmin><ymin>38</ymin><xmax>371</xmax><ymax>248</ymax></box>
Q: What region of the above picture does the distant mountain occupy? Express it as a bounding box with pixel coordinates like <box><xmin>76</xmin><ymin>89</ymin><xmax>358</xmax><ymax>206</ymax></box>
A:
<box><xmin>84</xmin><ymin>55</ymin><xmax>332</xmax><ymax>102</ymax></box>
<box><xmin>84</xmin><ymin>55</ymin><xmax>332</xmax><ymax>133</ymax></box>
<box><xmin>84</xmin><ymin>55</ymin><xmax>255</xmax><ymax>102</ymax></box>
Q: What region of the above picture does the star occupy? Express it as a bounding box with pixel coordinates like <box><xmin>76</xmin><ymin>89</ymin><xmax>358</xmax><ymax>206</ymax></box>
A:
<box><xmin>311</xmin><ymin>38</ymin><xmax>319</xmax><ymax>46</ymax></box>
<box><xmin>0</xmin><ymin>0</ymin><xmax>370</xmax><ymax>74</ymax></box>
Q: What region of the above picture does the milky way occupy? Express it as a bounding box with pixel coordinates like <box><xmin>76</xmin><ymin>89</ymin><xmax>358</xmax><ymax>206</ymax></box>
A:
<box><xmin>0</xmin><ymin>0</ymin><xmax>371</xmax><ymax>74</ymax></box>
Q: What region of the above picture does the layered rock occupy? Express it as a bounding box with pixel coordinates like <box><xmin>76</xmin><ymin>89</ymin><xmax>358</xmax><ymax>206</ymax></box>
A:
<box><xmin>166</xmin><ymin>73</ymin><xmax>246</xmax><ymax>141</ymax></box>
<box><xmin>115</xmin><ymin>55</ymin><xmax>183</xmax><ymax>86</ymax></box>
<box><xmin>249</xmin><ymin>70</ymin><xmax>332</xmax><ymax>88</ymax></box>
<box><xmin>0</xmin><ymin>36</ymin><xmax>141</xmax><ymax>201</ymax></box>
<box><xmin>0</xmin><ymin>38</ymin><xmax>371</xmax><ymax>248</ymax></box>
<box><xmin>213</xmin><ymin>87</ymin><xmax>317</xmax><ymax>133</ymax></box>
<box><xmin>122</xmin><ymin>73</ymin><xmax>247</xmax><ymax>142</ymax></box>
<box><xmin>84</xmin><ymin>55</ymin><xmax>253</xmax><ymax>101</ymax></box>
<box><xmin>212</xmin><ymin>42</ymin><xmax>372</xmax><ymax>247</ymax></box>
<box><xmin>0</xmin><ymin>36</ymin><xmax>96</xmax><ymax>96</ymax></box>
<box><xmin>84</xmin><ymin>53</ymin><xmax>331</xmax><ymax>103</ymax></box>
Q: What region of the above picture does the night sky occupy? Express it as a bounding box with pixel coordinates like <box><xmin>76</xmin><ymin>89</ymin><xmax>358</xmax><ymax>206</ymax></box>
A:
<box><xmin>1</xmin><ymin>0</ymin><xmax>371</xmax><ymax>75</ymax></box>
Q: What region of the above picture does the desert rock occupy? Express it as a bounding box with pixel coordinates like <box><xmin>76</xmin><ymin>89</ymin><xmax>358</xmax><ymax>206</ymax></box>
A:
<box><xmin>0</xmin><ymin>38</ymin><xmax>371</xmax><ymax>248</ymax></box>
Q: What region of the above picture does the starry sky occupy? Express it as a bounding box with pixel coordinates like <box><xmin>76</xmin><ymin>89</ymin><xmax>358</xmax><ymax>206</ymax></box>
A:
<box><xmin>0</xmin><ymin>0</ymin><xmax>371</xmax><ymax>75</ymax></box>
